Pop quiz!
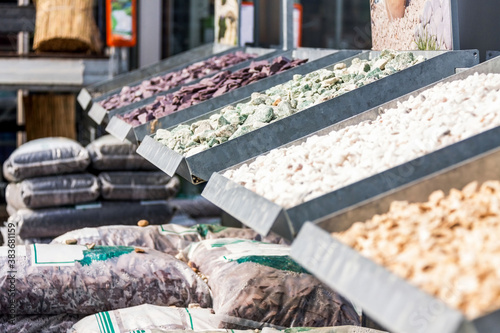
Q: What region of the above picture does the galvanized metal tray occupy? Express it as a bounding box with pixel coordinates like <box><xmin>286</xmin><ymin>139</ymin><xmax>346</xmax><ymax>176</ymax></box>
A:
<box><xmin>111</xmin><ymin>48</ymin><xmax>356</xmax><ymax>143</ymax></box>
<box><xmin>77</xmin><ymin>43</ymin><xmax>234</xmax><ymax>111</ymax></box>
<box><xmin>87</xmin><ymin>46</ymin><xmax>280</xmax><ymax>124</ymax></box>
<box><xmin>136</xmin><ymin>49</ymin><xmax>478</xmax><ymax>189</ymax></box>
<box><xmin>92</xmin><ymin>47</ymin><xmax>280</xmax><ymax>107</ymax></box>
<box><xmin>290</xmin><ymin>144</ymin><xmax>500</xmax><ymax>333</ymax></box>
<box><xmin>486</xmin><ymin>50</ymin><xmax>500</xmax><ymax>61</ymax></box>
<box><xmin>199</xmin><ymin>50</ymin><xmax>491</xmax><ymax>239</ymax></box>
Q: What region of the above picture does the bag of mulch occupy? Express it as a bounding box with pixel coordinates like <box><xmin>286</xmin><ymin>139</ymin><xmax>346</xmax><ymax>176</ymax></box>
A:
<box><xmin>10</xmin><ymin>200</ymin><xmax>176</xmax><ymax>239</ymax></box>
<box><xmin>99</xmin><ymin>171</ymin><xmax>180</xmax><ymax>201</ymax></box>
<box><xmin>2</xmin><ymin>137</ymin><xmax>90</xmax><ymax>182</ymax></box>
<box><xmin>5</xmin><ymin>173</ymin><xmax>100</xmax><ymax>210</ymax></box>
<box><xmin>0</xmin><ymin>244</ymin><xmax>212</xmax><ymax>315</ymax></box>
<box><xmin>182</xmin><ymin>239</ymin><xmax>360</xmax><ymax>328</ymax></box>
<box><xmin>86</xmin><ymin>135</ymin><xmax>156</xmax><ymax>171</ymax></box>
<box><xmin>0</xmin><ymin>314</ymin><xmax>84</xmax><ymax>333</ymax></box>
<box><xmin>51</xmin><ymin>224</ymin><xmax>288</xmax><ymax>255</ymax></box>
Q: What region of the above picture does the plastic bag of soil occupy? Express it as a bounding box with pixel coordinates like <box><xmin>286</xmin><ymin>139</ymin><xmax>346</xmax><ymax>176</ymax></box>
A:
<box><xmin>99</xmin><ymin>171</ymin><xmax>180</xmax><ymax>200</ymax></box>
<box><xmin>51</xmin><ymin>224</ymin><xmax>288</xmax><ymax>255</ymax></box>
<box><xmin>2</xmin><ymin>137</ymin><xmax>90</xmax><ymax>182</ymax></box>
<box><xmin>0</xmin><ymin>244</ymin><xmax>212</xmax><ymax>315</ymax></box>
<box><xmin>86</xmin><ymin>135</ymin><xmax>156</xmax><ymax>171</ymax></box>
<box><xmin>5</xmin><ymin>173</ymin><xmax>100</xmax><ymax>210</ymax></box>
<box><xmin>10</xmin><ymin>200</ymin><xmax>176</xmax><ymax>239</ymax></box>
<box><xmin>0</xmin><ymin>314</ymin><xmax>84</xmax><ymax>333</ymax></box>
<box><xmin>182</xmin><ymin>239</ymin><xmax>360</xmax><ymax>328</ymax></box>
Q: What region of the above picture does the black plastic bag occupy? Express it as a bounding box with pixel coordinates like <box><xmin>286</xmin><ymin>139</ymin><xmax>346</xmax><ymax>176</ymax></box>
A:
<box><xmin>3</xmin><ymin>137</ymin><xmax>90</xmax><ymax>182</ymax></box>
<box><xmin>6</xmin><ymin>173</ymin><xmax>100</xmax><ymax>210</ymax></box>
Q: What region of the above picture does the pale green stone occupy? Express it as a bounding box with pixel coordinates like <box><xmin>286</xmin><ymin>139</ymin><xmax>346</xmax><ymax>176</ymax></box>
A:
<box><xmin>215</xmin><ymin>124</ymin><xmax>237</xmax><ymax>138</ymax></box>
<box><xmin>191</xmin><ymin>120</ymin><xmax>212</xmax><ymax>134</ymax></box>
<box><xmin>229</xmin><ymin>125</ymin><xmax>253</xmax><ymax>140</ymax></box>
<box><xmin>218</xmin><ymin>115</ymin><xmax>230</xmax><ymax>126</ymax></box>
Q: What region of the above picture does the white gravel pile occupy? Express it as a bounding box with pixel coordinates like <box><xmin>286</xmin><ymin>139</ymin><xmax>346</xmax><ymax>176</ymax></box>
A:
<box><xmin>224</xmin><ymin>73</ymin><xmax>500</xmax><ymax>208</ymax></box>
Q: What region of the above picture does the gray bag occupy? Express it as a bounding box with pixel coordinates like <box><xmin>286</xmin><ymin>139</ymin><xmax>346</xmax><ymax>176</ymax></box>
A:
<box><xmin>86</xmin><ymin>135</ymin><xmax>156</xmax><ymax>170</ymax></box>
<box><xmin>0</xmin><ymin>244</ymin><xmax>212</xmax><ymax>315</ymax></box>
<box><xmin>11</xmin><ymin>200</ymin><xmax>177</xmax><ymax>239</ymax></box>
<box><xmin>5</xmin><ymin>173</ymin><xmax>100</xmax><ymax>210</ymax></box>
<box><xmin>2</xmin><ymin>137</ymin><xmax>90</xmax><ymax>182</ymax></box>
<box><xmin>99</xmin><ymin>171</ymin><xmax>180</xmax><ymax>200</ymax></box>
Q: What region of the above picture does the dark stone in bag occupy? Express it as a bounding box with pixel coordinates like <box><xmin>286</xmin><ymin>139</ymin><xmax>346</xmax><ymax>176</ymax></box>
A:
<box><xmin>184</xmin><ymin>239</ymin><xmax>360</xmax><ymax>329</ymax></box>
<box><xmin>0</xmin><ymin>244</ymin><xmax>212</xmax><ymax>315</ymax></box>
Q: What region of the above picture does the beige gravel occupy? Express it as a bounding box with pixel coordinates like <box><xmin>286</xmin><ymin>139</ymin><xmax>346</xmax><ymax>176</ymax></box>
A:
<box><xmin>335</xmin><ymin>180</ymin><xmax>500</xmax><ymax>319</ymax></box>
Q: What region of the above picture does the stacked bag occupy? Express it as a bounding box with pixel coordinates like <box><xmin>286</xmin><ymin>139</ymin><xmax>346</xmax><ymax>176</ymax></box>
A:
<box><xmin>0</xmin><ymin>225</ymin><xmax>372</xmax><ymax>332</ymax></box>
<box><xmin>2</xmin><ymin>136</ymin><xmax>179</xmax><ymax>242</ymax></box>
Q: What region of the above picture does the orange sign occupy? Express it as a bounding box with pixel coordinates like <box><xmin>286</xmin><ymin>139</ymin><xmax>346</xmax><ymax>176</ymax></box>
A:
<box><xmin>106</xmin><ymin>0</ymin><xmax>137</xmax><ymax>47</ymax></box>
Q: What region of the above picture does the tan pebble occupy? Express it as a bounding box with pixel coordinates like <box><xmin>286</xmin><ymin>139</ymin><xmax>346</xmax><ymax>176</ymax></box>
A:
<box><xmin>137</xmin><ymin>219</ymin><xmax>149</xmax><ymax>227</ymax></box>
<box><xmin>65</xmin><ymin>239</ymin><xmax>77</xmax><ymax>245</ymax></box>
<box><xmin>134</xmin><ymin>248</ymin><xmax>145</xmax><ymax>253</ymax></box>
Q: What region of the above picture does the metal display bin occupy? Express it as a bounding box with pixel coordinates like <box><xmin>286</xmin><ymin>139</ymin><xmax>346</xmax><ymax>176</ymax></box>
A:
<box><xmin>199</xmin><ymin>50</ymin><xmax>492</xmax><ymax>240</ymax></box>
<box><xmin>87</xmin><ymin>46</ymin><xmax>281</xmax><ymax>125</ymax></box>
<box><xmin>290</xmin><ymin>143</ymin><xmax>500</xmax><ymax>333</ymax></box>
<box><xmin>77</xmin><ymin>43</ymin><xmax>234</xmax><ymax>111</ymax></box>
<box><xmin>137</xmin><ymin>50</ymin><xmax>478</xmax><ymax>189</ymax></box>
<box><xmin>110</xmin><ymin>48</ymin><xmax>355</xmax><ymax>144</ymax></box>
<box><xmin>486</xmin><ymin>51</ymin><xmax>500</xmax><ymax>61</ymax></box>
